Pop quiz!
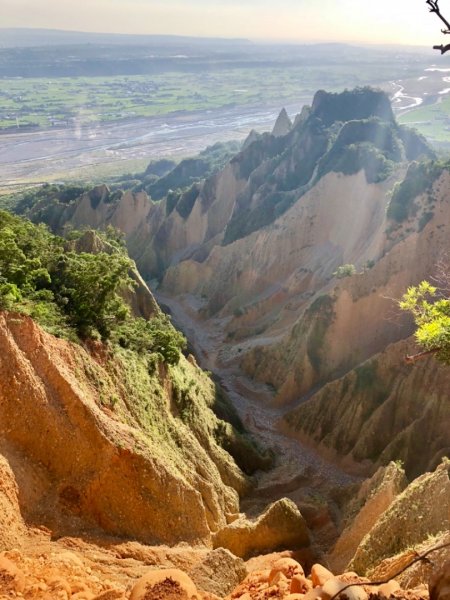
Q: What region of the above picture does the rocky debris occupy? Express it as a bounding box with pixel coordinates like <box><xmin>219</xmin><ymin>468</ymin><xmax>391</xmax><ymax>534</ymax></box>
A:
<box><xmin>213</xmin><ymin>499</ymin><xmax>310</xmax><ymax>559</ymax></box>
<box><xmin>430</xmin><ymin>560</ymin><xmax>450</xmax><ymax>600</ymax></box>
<box><xmin>328</xmin><ymin>462</ymin><xmax>407</xmax><ymax>573</ymax></box>
<box><xmin>226</xmin><ymin>557</ymin><xmax>425</xmax><ymax>600</ymax></box>
<box><xmin>0</xmin><ymin>543</ymin><xmax>221</xmax><ymax>600</ymax></box>
<box><xmin>129</xmin><ymin>569</ymin><xmax>200</xmax><ymax>600</ymax></box>
<box><xmin>189</xmin><ymin>548</ymin><xmax>247</xmax><ymax>597</ymax></box>
<box><xmin>0</xmin><ymin>553</ymin><xmax>25</xmax><ymax>594</ymax></box>
<box><xmin>350</xmin><ymin>461</ymin><xmax>450</xmax><ymax>575</ymax></box>
<box><xmin>0</xmin><ymin>531</ymin><xmax>439</xmax><ymax>600</ymax></box>
<box><xmin>271</xmin><ymin>109</ymin><xmax>292</xmax><ymax>137</ymax></box>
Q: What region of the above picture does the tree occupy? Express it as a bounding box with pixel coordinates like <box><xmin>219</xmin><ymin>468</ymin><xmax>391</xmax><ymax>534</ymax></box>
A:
<box><xmin>333</xmin><ymin>264</ymin><xmax>356</xmax><ymax>279</ymax></box>
<box><xmin>427</xmin><ymin>0</ymin><xmax>450</xmax><ymax>54</ymax></box>
<box><xmin>52</xmin><ymin>251</ymin><xmax>132</xmax><ymax>340</ymax></box>
<box><xmin>399</xmin><ymin>280</ymin><xmax>450</xmax><ymax>364</ymax></box>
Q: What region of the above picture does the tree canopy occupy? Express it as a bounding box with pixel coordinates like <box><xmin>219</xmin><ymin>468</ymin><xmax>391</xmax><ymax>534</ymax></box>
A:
<box><xmin>0</xmin><ymin>210</ymin><xmax>185</xmax><ymax>365</ymax></box>
<box><xmin>400</xmin><ymin>280</ymin><xmax>450</xmax><ymax>364</ymax></box>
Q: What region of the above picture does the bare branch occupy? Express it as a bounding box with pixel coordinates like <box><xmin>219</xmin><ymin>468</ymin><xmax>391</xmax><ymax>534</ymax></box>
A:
<box><xmin>431</xmin><ymin>253</ymin><xmax>450</xmax><ymax>297</ymax></box>
<box><xmin>405</xmin><ymin>348</ymin><xmax>441</xmax><ymax>364</ymax></box>
<box><xmin>433</xmin><ymin>43</ymin><xmax>450</xmax><ymax>54</ymax></box>
<box><xmin>427</xmin><ymin>0</ymin><xmax>450</xmax><ymax>34</ymax></box>
<box><xmin>427</xmin><ymin>0</ymin><xmax>450</xmax><ymax>51</ymax></box>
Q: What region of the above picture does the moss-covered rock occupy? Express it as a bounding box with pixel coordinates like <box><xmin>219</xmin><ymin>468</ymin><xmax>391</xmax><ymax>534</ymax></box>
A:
<box><xmin>349</xmin><ymin>460</ymin><xmax>450</xmax><ymax>575</ymax></box>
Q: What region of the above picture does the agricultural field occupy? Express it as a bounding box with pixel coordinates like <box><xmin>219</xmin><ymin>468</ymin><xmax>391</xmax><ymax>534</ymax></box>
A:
<box><xmin>0</xmin><ymin>62</ymin><xmax>424</xmax><ymax>132</ymax></box>
<box><xmin>395</xmin><ymin>68</ymin><xmax>450</xmax><ymax>145</ymax></box>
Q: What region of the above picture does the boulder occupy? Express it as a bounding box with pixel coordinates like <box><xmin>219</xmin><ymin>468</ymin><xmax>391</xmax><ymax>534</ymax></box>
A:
<box><xmin>377</xmin><ymin>580</ymin><xmax>400</xmax><ymax>597</ymax></box>
<box><xmin>213</xmin><ymin>498</ymin><xmax>310</xmax><ymax>559</ymax></box>
<box><xmin>268</xmin><ymin>558</ymin><xmax>304</xmax><ymax>583</ymax></box>
<box><xmin>189</xmin><ymin>548</ymin><xmax>246</xmax><ymax>597</ymax></box>
<box><xmin>311</xmin><ymin>564</ymin><xmax>334</xmax><ymax>588</ymax></box>
<box><xmin>322</xmin><ymin>578</ymin><xmax>368</xmax><ymax>600</ymax></box>
<box><xmin>290</xmin><ymin>574</ymin><xmax>312</xmax><ymax>594</ymax></box>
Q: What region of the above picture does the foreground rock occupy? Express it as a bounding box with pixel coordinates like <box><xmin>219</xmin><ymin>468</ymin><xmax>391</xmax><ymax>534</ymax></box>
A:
<box><xmin>189</xmin><ymin>548</ymin><xmax>247</xmax><ymax>597</ymax></box>
<box><xmin>228</xmin><ymin>555</ymin><xmax>430</xmax><ymax>600</ymax></box>
<box><xmin>0</xmin><ymin>311</ymin><xmax>246</xmax><ymax>546</ymax></box>
<box><xmin>0</xmin><ymin>537</ymin><xmax>442</xmax><ymax>600</ymax></box>
<box><xmin>213</xmin><ymin>499</ymin><xmax>310</xmax><ymax>559</ymax></box>
<box><xmin>349</xmin><ymin>460</ymin><xmax>450</xmax><ymax>575</ymax></box>
<box><xmin>328</xmin><ymin>462</ymin><xmax>407</xmax><ymax>573</ymax></box>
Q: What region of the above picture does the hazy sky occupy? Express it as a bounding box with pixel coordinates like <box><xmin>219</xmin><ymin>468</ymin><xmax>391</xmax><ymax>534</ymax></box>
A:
<box><xmin>2</xmin><ymin>0</ymin><xmax>444</xmax><ymax>46</ymax></box>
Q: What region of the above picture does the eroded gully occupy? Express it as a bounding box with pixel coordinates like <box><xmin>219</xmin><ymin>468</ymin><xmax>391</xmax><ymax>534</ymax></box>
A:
<box><xmin>156</xmin><ymin>292</ymin><xmax>358</xmax><ymax>519</ymax></box>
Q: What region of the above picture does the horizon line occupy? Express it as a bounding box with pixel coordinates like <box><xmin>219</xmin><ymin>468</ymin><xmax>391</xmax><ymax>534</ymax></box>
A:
<box><xmin>0</xmin><ymin>26</ymin><xmax>433</xmax><ymax>50</ymax></box>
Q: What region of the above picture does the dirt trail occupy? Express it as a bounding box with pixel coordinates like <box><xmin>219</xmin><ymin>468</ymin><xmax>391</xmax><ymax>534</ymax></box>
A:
<box><xmin>157</xmin><ymin>292</ymin><xmax>358</xmax><ymax>516</ymax></box>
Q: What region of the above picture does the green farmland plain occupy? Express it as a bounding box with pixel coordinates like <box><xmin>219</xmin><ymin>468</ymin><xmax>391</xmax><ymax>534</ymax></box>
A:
<box><xmin>0</xmin><ymin>60</ymin><xmax>426</xmax><ymax>132</ymax></box>
<box><xmin>399</xmin><ymin>97</ymin><xmax>450</xmax><ymax>144</ymax></box>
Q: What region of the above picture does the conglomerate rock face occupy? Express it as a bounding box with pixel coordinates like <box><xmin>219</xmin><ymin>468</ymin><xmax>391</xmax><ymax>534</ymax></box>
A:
<box><xmin>349</xmin><ymin>461</ymin><xmax>450</xmax><ymax>576</ymax></box>
<box><xmin>283</xmin><ymin>337</ymin><xmax>450</xmax><ymax>478</ymax></box>
<box><xmin>0</xmin><ymin>311</ymin><xmax>244</xmax><ymax>546</ymax></box>
<box><xmin>0</xmin><ymin>454</ymin><xmax>27</xmax><ymax>551</ymax></box>
<box><xmin>327</xmin><ymin>462</ymin><xmax>407</xmax><ymax>573</ymax></box>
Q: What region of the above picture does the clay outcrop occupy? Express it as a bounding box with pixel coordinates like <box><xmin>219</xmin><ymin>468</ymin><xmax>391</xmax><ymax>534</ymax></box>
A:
<box><xmin>213</xmin><ymin>499</ymin><xmax>310</xmax><ymax>559</ymax></box>
<box><xmin>0</xmin><ymin>311</ymin><xmax>244</xmax><ymax>546</ymax></box>
<box><xmin>350</xmin><ymin>461</ymin><xmax>450</xmax><ymax>575</ymax></box>
<box><xmin>328</xmin><ymin>462</ymin><xmax>407</xmax><ymax>573</ymax></box>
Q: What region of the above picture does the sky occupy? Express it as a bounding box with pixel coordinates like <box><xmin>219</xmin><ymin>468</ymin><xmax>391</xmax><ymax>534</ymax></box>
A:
<box><xmin>2</xmin><ymin>0</ymin><xmax>445</xmax><ymax>46</ymax></box>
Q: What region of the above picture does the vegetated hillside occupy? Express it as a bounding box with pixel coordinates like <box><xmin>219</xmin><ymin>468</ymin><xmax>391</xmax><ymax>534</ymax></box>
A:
<box><xmin>8</xmin><ymin>87</ymin><xmax>449</xmax><ymax>478</ymax></box>
<box><xmin>0</xmin><ymin>212</ymin><xmax>270</xmax><ymax>548</ymax></box>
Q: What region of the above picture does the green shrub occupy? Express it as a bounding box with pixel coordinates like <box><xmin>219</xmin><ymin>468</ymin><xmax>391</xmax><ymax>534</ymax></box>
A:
<box><xmin>112</xmin><ymin>314</ymin><xmax>186</xmax><ymax>366</ymax></box>
<box><xmin>387</xmin><ymin>160</ymin><xmax>445</xmax><ymax>223</ymax></box>
<box><xmin>334</xmin><ymin>264</ymin><xmax>356</xmax><ymax>279</ymax></box>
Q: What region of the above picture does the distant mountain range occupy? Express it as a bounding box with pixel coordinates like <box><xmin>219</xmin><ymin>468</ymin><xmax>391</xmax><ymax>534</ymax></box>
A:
<box><xmin>0</xmin><ymin>28</ymin><xmax>252</xmax><ymax>48</ymax></box>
